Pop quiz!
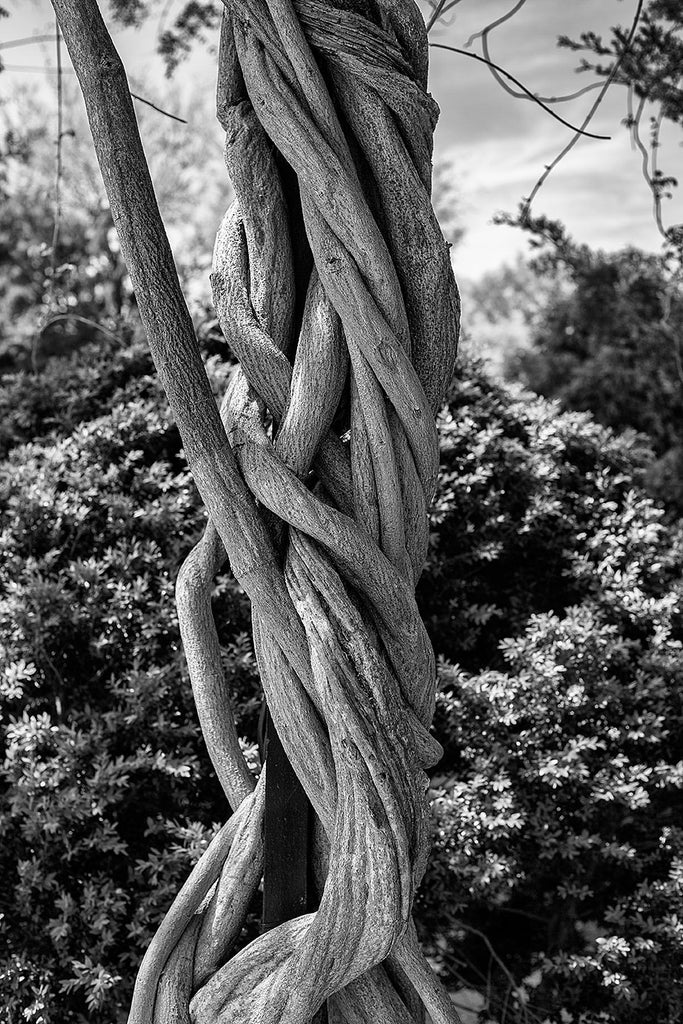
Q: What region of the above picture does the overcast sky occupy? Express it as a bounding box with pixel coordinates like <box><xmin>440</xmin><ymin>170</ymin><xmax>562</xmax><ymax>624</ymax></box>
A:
<box><xmin>2</xmin><ymin>0</ymin><xmax>681</xmax><ymax>279</ymax></box>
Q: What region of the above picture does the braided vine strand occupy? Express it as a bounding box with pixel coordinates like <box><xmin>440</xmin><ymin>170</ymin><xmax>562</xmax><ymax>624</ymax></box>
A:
<box><xmin>185</xmin><ymin>2</ymin><xmax>460</xmax><ymax>1020</ymax></box>
<box><xmin>51</xmin><ymin>0</ymin><xmax>461</xmax><ymax>1019</ymax></box>
<box><xmin>151</xmin><ymin>2</ymin><xmax>460</xmax><ymax>1020</ymax></box>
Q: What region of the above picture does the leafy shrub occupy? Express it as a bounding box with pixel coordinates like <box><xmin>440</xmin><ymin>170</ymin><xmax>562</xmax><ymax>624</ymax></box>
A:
<box><xmin>0</xmin><ymin>337</ymin><xmax>154</xmax><ymax>459</ymax></box>
<box><xmin>1</xmin><ymin>346</ymin><xmax>682</xmax><ymax>1022</ymax></box>
<box><xmin>418</xmin><ymin>369</ymin><xmax>683</xmax><ymax>1023</ymax></box>
<box><xmin>0</xmin><ymin>351</ymin><xmax>254</xmax><ymax>1021</ymax></box>
<box><xmin>419</xmin><ymin>371</ymin><xmax>653</xmax><ymax>668</ymax></box>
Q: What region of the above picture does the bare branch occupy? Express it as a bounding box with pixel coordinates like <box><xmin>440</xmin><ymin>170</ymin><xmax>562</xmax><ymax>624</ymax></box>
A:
<box><xmin>425</xmin><ymin>0</ymin><xmax>464</xmax><ymax>33</ymax></box>
<box><xmin>2</xmin><ymin>62</ymin><xmax>188</xmax><ymax>123</ymax></box>
<box><xmin>51</xmin><ymin>21</ymin><xmax>64</xmax><ymax>267</ymax></box>
<box><xmin>425</xmin><ymin>0</ymin><xmax>448</xmax><ymax>34</ymax></box>
<box><xmin>38</xmin><ymin>313</ymin><xmax>122</xmax><ymax>345</ymax></box>
<box><xmin>651</xmin><ymin>108</ymin><xmax>666</xmax><ymax>237</ymax></box>
<box><xmin>522</xmin><ymin>0</ymin><xmax>645</xmax><ymax>215</ymax></box>
<box><xmin>0</xmin><ymin>33</ymin><xmax>59</xmax><ymax>48</ymax></box>
<box><xmin>129</xmin><ymin>91</ymin><xmax>187</xmax><ymax>123</ymax></box>
<box><xmin>430</xmin><ymin>44</ymin><xmax>610</xmax><ymax>140</ymax></box>
<box><xmin>451</xmin><ymin>920</ymin><xmax>546</xmax><ymax>1024</ymax></box>
<box><xmin>630</xmin><ymin>99</ymin><xmax>666</xmax><ymax>236</ymax></box>
<box><xmin>37</xmin><ymin>16</ymin><xmax>65</xmax><ymax>349</ymax></box>
<box><xmin>462</xmin><ymin>0</ymin><xmax>608</xmax><ymax>107</ymax></box>
<box><xmin>465</xmin><ymin>0</ymin><xmax>527</xmax><ymax>49</ymax></box>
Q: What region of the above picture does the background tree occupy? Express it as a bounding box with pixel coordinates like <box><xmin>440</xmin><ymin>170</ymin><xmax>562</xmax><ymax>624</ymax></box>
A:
<box><xmin>0</xmin><ymin>88</ymin><xmax>128</xmax><ymax>371</ymax></box>
<box><xmin>499</xmin><ymin>229</ymin><xmax>683</xmax><ymax>511</ymax></box>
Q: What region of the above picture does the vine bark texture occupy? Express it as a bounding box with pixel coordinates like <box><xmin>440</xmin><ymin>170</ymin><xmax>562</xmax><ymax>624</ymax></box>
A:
<box><xmin>50</xmin><ymin>1</ymin><xmax>461</xmax><ymax>1021</ymax></box>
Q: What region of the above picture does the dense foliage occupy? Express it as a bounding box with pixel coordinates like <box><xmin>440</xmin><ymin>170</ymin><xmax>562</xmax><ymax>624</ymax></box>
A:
<box><xmin>501</xmin><ymin>240</ymin><xmax>683</xmax><ymax>513</ymax></box>
<box><xmin>0</xmin><ymin>341</ymin><xmax>255</xmax><ymax>1021</ymax></box>
<box><xmin>420</xmin><ymin>369</ymin><xmax>683</xmax><ymax>1021</ymax></box>
<box><xmin>1</xmin><ymin>341</ymin><xmax>682</xmax><ymax>1022</ymax></box>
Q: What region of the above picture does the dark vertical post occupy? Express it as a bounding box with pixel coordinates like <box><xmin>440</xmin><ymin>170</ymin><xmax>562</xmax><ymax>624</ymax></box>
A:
<box><xmin>261</xmin><ymin>713</ymin><xmax>310</xmax><ymax>930</ymax></box>
<box><xmin>259</xmin><ymin>143</ymin><xmax>315</xmax><ymax>934</ymax></box>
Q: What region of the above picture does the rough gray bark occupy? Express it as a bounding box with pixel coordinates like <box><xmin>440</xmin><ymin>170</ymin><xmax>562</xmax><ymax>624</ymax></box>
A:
<box><xmin>50</xmin><ymin>1</ymin><xmax>461</xmax><ymax>1021</ymax></box>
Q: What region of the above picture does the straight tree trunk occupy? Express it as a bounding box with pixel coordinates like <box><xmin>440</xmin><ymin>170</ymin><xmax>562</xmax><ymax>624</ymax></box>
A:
<box><xmin>50</xmin><ymin>1</ymin><xmax>461</xmax><ymax>1021</ymax></box>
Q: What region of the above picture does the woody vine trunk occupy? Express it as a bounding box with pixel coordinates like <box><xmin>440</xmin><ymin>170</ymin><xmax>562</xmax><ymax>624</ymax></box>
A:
<box><xmin>50</xmin><ymin>1</ymin><xmax>462</xmax><ymax>1021</ymax></box>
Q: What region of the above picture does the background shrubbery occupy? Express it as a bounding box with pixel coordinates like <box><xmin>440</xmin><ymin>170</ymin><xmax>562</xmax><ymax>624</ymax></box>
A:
<box><xmin>419</xmin><ymin>369</ymin><xmax>683</xmax><ymax>1023</ymax></box>
<box><xmin>2</xmin><ymin>339</ymin><xmax>682</xmax><ymax>1022</ymax></box>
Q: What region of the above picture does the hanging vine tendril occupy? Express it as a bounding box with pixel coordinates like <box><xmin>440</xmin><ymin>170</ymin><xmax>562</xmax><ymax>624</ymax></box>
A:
<box><xmin>50</xmin><ymin>1</ymin><xmax>461</xmax><ymax>1021</ymax></box>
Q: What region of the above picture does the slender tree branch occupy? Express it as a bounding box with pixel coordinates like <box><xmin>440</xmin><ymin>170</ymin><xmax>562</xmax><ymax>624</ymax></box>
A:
<box><xmin>465</xmin><ymin>0</ymin><xmax>527</xmax><ymax>49</ymax></box>
<box><xmin>2</xmin><ymin>63</ymin><xmax>187</xmax><ymax>122</ymax></box>
<box><xmin>627</xmin><ymin>95</ymin><xmax>670</xmax><ymax>240</ymax></box>
<box><xmin>430</xmin><ymin>44</ymin><xmax>610</xmax><ymax>140</ymax></box>
<box><xmin>0</xmin><ymin>33</ymin><xmax>59</xmax><ymax>48</ymax></box>
<box><xmin>453</xmin><ymin>921</ymin><xmax>524</xmax><ymax>1016</ymax></box>
<box><xmin>522</xmin><ymin>0</ymin><xmax>645</xmax><ymax>214</ymax></box>
<box><xmin>462</xmin><ymin>0</ymin><xmax>608</xmax><ymax>106</ymax></box>
<box><xmin>129</xmin><ymin>91</ymin><xmax>187</xmax><ymax>122</ymax></box>
<box><xmin>425</xmin><ymin>0</ymin><xmax>464</xmax><ymax>33</ymax></box>
<box><xmin>526</xmin><ymin>81</ymin><xmax>605</xmax><ymax>106</ymax></box>
<box><xmin>39</xmin><ymin>313</ymin><xmax>122</xmax><ymax>345</ymax></box>
<box><xmin>51</xmin><ymin>20</ymin><xmax>64</xmax><ymax>267</ymax></box>
<box><xmin>36</xmin><ymin>16</ymin><xmax>65</xmax><ymax>356</ymax></box>
<box><xmin>425</xmin><ymin>0</ymin><xmax>448</xmax><ymax>34</ymax></box>
<box><xmin>651</xmin><ymin>108</ymin><xmax>666</xmax><ymax>237</ymax></box>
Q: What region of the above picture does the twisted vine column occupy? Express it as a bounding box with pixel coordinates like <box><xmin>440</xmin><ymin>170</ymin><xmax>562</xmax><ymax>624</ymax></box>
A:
<box><xmin>51</xmin><ymin>1</ymin><xmax>461</xmax><ymax>1021</ymax></box>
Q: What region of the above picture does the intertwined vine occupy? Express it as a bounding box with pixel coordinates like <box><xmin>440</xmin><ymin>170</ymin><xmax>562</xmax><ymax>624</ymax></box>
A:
<box><xmin>53</xmin><ymin>0</ymin><xmax>461</xmax><ymax>1020</ymax></box>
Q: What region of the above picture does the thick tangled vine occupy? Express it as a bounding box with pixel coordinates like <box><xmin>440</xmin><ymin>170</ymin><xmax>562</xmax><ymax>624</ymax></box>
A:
<box><xmin>52</xmin><ymin>0</ymin><xmax>461</xmax><ymax>1021</ymax></box>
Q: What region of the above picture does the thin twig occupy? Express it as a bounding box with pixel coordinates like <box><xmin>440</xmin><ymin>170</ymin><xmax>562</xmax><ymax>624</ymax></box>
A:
<box><xmin>425</xmin><ymin>0</ymin><xmax>463</xmax><ymax>33</ymax></box>
<box><xmin>632</xmin><ymin>102</ymin><xmax>683</xmax><ymax>385</ymax></box>
<box><xmin>3</xmin><ymin>64</ymin><xmax>187</xmax><ymax>123</ymax></box>
<box><xmin>39</xmin><ymin>313</ymin><xmax>122</xmax><ymax>345</ymax></box>
<box><xmin>472</xmin><ymin>0</ymin><xmax>603</xmax><ymax>105</ymax></box>
<box><xmin>524</xmin><ymin>81</ymin><xmax>605</xmax><ymax>106</ymax></box>
<box><xmin>522</xmin><ymin>0</ymin><xmax>645</xmax><ymax>214</ymax></box>
<box><xmin>466</xmin><ymin>0</ymin><xmax>527</xmax><ymax>49</ymax></box>
<box><xmin>130</xmin><ymin>91</ymin><xmax>187</xmax><ymax>123</ymax></box>
<box><xmin>425</xmin><ymin>0</ymin><xmax>448</xmax><ymax>33</ymax></box>
<box><xmin>453</xmin><ymin>921</ymin><xmax>524</xmax><ymax>1016</ymax></box>
<box><xmin>429</xmin><ymin>44</ymin><xmax>610</xmax><ymax>140</ymax></box>
<box><xmin>630</xmin><ymin>96</ymin><xmax>667</xmax><ymax>237</ymax></box>
<box><xmin>0</xmin><ymin>33</ymin><xmax>59</xmax><ymax>49</ymax></box>
<box><xmin>36</xmin><ymin>15</ymin><xmax>65</xmax><ymax>356</ymax></box>
<box><xmin>650</xmin><ymin>108</ymin><xmax>666</xmax><ymax>237</ymax></box>
<box><xmin>51</xmin><ymin>19</ymin><xmax>64</xmax><ymax>270</ymax></box>
<box><xmin>476</xmin><ymin>4</ymin><xmax>605</xmax><ymax>108</ymax></box>
<box><xmin>442</xmin><ymin>932</ymin><xmax>545</xmax><ymax>1024</ymax></box>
